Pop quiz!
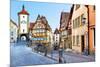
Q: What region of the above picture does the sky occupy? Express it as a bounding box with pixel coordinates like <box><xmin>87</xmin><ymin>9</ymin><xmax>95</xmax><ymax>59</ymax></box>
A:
<box><xmin>10</xmin><ymin>0</ymin><xmax>72</xmax><ymax>31</ymax></box>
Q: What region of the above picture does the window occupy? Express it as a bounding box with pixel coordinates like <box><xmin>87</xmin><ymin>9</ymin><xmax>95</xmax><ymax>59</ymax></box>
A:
<box><xmin>73</xmin><ymin>20</ymin><xmax>75</xmax><ymax>28</ymax></box>
<box><xmin>93</xmin><ymin>5</ymin><xmax>95</xmax><ymax>11</ymax></box>
<box><xmin>56</xmin><ymin>40</ymin><xmax>57</xmax><ymax>42</ymax></box>
<box><xmin>73</xmin><ymin>36</ymin><xmax>75</xmax><ymax>46</ymax></box>
<box><xmin>11</xmin><ymin>37</ymin><xmax>13</xmax><ymax>40</ymax></box>
<box><xmin>76</xmin><ymin>18</ymin><xmax>78</xmax><ymax>28</ymax></box>
<box><xmin>23</xmin><ymin>29</ymin><xmax>25</xmax><ymax>33</ymax></box>
<box><xmin>39</xmin><ymin>29</ymin><xmax>41</xmax><ymax>32</ymax></box>
<box><xmin>11</xmin><ymin>32</ymin><xmax>13</xmax><ymax>36</ymax></box>
<box><xmin>56</xmin><ymin>43</ymin><xmax>57</xmax><ymax>45</ymax></box>
<box><xmin>41</xmin><ymin>29</ymin><xmax>44</xmax><ymax>32</ymax></box>
<box><xmin>23</xmin><ymin>16</ymin><xmax>25</xmax><ymax>18</ymax></box>
<box><xmin>77</xmin><ymin>35</ymin><xmax>79</xmax><ymax>45</ymax></box>
<box><xmin>93</xmin><ymin>28</ymin><xmax>95</xmax><ymax>48</ymax></box>
<box><xmin>77</xmin><ymin>17</ymin><xmax>80</xmax><ymax>27</ymax></box>
<box><xmin>94</xmin><ymin>28</ymin><xmax>95</xmax><ymax>47</ymax></box>
<box><xmin>56</xmin><ymin>36</ymin><xmax>57</xmax><ymax>39</ymax></box>
<box><xmin>73</xmin><ymin>16</ymin><xmax>81</xmax><ymax>28</ymax></box>
<box><xmin>76</xmin><ymin>5</ymin><xmax>80</xmax><ymax>10</ymax></box>
<box><xmin>75</xmin><ymin>19</ymin><xmax>77</xmax><ymax>28</ymax></box>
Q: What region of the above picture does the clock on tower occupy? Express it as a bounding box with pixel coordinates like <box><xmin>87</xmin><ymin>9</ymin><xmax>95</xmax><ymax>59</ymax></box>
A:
<box><xmin>18</xmin><ymin>5</ymin><xmax>29</xmax><ymax>41</ymax></box>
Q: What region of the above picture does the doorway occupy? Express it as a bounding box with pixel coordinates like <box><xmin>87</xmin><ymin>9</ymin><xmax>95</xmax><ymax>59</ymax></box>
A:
<box><xmin>81</xmin><ymin>35</ymin><xmax>85</xmax><ymax>52</ymax></box>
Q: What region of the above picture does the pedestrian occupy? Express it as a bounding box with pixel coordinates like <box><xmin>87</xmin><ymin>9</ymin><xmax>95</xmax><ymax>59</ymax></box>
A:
<box><xmin>58</xmin><ymin>43</ymin><xmax>65</xmax><ymax>63</ymax></box>
<box><xmin>17</xmin><ymin>37</ymin><xmax>18</xmax><ymax>43</ymax></box>
<box><xmin>44</xmin><ymin>46</ymin><xmax>47</xmax><ymax>56</ymax></box>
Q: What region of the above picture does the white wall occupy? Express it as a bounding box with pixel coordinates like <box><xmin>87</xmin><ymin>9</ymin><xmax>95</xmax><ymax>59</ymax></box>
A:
<box><xmin>54</xmin><ymin>34</ymin><xmax>60</xmax><ymax>45</ymax></box>
<box><xmin>72</xmin><ymin>5</ymin><xmax>88</xmax><ymax>53</ymax></box>
<box><xmin>19</xmin><ymin>14</ymin><xmax>29</xmax><ymax>34</ymax></box>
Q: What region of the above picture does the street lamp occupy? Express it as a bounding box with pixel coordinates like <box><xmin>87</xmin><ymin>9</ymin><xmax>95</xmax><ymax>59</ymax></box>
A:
<box><xmin>82</xmin><ymin>17</ymin><xmax>86</xmax><ymax>24</ymax></box>
<box><xmin>82</xmin><ymin>17</ymin><xmax>88</xmax><ymax>56</ymax></box>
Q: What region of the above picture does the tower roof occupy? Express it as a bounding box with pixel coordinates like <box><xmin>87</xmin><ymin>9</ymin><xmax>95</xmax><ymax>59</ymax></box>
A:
<box><xmin>18</xmin><ymin>5</ymin><xmax>29</xmax><ymax>15</ymax></box>
<box><xmin>54</xmin><ymin>28</ymin><xmax>59</xmax><ymax>34</ymax></box>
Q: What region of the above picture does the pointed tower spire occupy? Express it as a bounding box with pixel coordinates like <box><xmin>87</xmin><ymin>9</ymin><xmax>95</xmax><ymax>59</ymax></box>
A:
<box><xmin>22</xmin><ymin>5</ymin><xmax>25</xmax><ymax>10</ymax></box>
<box><xmin>38</xmin><ymin>14</ymin><xmax>40</xmax><ymax>18</ymax></box>
<box><xmin>37</xmin><ymin>14</ymin><xmax>41</xmax><ymax>20</ymax></box>
<box><xmin>18</xmin><ymin>5</ymin><xmax>29</xmax><ymax>15</ymax></box>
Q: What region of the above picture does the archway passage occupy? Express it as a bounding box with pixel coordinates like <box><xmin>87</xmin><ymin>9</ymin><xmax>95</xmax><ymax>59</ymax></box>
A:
<box><xmin>21</xmin><ymin>36</ymin><xmax>26</xmax><ymax>41</ymax></box>
<box><xmin>20</xmin><ymin>34</ymin><xmax>29</xmax><ymax>41</ymax></box>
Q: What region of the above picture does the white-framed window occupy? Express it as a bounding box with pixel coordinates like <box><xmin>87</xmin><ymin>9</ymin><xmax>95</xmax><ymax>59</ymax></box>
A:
<box><xmin>73</xmin><ymin>36</ymin><xmax>75</xmax><ymax>46</ymax></box>
<box><xmin>11</xmin><ymin>31</ymin><xmax>13</xmax><ymax>36</ymax></box>
<box><xmin>76</xmin><ymin>35</ymin><xmax>79</xmax><ymax>45</ymax></box>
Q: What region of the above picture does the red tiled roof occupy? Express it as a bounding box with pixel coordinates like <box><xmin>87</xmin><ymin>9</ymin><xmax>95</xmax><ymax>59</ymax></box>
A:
<box><xmin>29</xmin><ymin>22</ymin><xmax>35</xmax><ymax>30</ymax></box>
<box><xmin>18</xmin><ymin>5</ymin><xmax>29</xmax><ymax>15</ymax></box>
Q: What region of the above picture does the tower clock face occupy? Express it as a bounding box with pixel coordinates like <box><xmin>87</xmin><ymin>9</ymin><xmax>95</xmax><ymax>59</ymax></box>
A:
<box><xmin>21</xmin><ymin>21</ymin><xmax>26</xmax><ymax>24</ymax></box>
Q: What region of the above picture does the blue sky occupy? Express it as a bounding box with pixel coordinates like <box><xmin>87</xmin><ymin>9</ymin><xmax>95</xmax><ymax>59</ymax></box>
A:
<box><xmin>11</xmin><ymin>0</ymin><xmax>72</xmax><ymax>31</ymax></box>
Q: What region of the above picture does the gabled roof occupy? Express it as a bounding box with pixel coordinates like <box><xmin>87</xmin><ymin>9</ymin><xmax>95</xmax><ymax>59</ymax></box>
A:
<box><xmin>60</xmin><ymin>12</ymin><xmax>70</xmax><ymax>30</ymax></box>
<box><xmin>41</xmin><ymin>16</ymin><xmax>52</xmax><ymax>31</ymax></box>
<box><xmin>66</xmin><ymin>4</ymin><xmax>74</xmax><ymax>30</ymax></box>
<box><xmin>29</xmin><ymin>22</ymin><xmax>35</xmax><ymax>30</ymax></box>
<box><xmin>68</xmin><ymin>4</ymin><xmax>74</xmax><ymax>22</ymax></box>
<box><xmin>60</xmin><ymin>12</ymin><xmax>70</xmax><ymax>24</ymax></box>
<box><xmin>32</xmin><ymin>15</ymin><xmax>52</xmax><ymax>31</ymax></box>
<box><xmin>54</xmin><ymin>28</ymin><xmax>59</xmax><ymax>34</ymax></box>
<box><xmin>18</xmin><ymin>5</ymin><xmax>29</xmax><ymax>15</ymax></box>
<box><xmin>10</xmin><ymin>19</ymin><xmax>18</xmax><ymax>27</ymax></box>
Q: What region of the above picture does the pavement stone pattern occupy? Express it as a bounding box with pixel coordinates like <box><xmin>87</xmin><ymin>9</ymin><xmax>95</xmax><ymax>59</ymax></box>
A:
<box><xmin>10</xmin><ymin>41</ymin><xmax>95</xmax><ymax>67</ymax></box>
<box><xmin>10</xmin><ymin>42</ymin><xmax>57</xmax><ymax>67</ymax></box>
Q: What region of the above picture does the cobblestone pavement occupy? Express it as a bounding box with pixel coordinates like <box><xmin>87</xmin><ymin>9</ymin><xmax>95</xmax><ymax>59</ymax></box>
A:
<box><xmin>10</xmin><ymin>42</ymin><xmax>58</xmax><ymax>67</ymax></box>
<box><xmin>10</xmin><ymin>42</ymin><xmax>95</xmax><ymax>67</ymax></box>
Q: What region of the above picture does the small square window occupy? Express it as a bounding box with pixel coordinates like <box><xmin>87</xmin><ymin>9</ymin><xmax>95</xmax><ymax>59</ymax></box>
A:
<box><xmin>23</xmin><ymin>29</ymin><xmax>25</xmax><ymax>32</ymax></box>
<box><xmin>23</xmin><ymin>16</ymin><xmax>25</xmax><ymax>18</ymax></box>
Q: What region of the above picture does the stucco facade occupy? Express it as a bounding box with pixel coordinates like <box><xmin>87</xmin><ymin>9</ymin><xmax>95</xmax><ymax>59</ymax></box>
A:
<box><xmin>72</xmin><ymin>5</ymin><xmax>88</xmax><ymax>53</ymax></box>
<box><xmin>88</xmin><ymin>5</ymin><xmax>95</xmax><ymax>55</ymax></box>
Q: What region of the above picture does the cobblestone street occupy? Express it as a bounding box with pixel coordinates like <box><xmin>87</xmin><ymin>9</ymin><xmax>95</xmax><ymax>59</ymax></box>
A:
<box><xmin>10</xmin><ymin>41</ymin><xmax>95</xmax><ymax>67</ymax></box>
<box><xmin>10</xmin><ymin>41</ymin><xmax>57</xmax><ymax>67</ymax></box>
